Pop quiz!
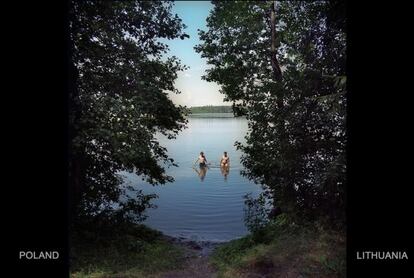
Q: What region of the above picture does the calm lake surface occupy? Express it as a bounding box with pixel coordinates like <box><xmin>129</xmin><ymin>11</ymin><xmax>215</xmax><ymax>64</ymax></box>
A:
<box><xmin>120</xmin><ymin>115</ymin><xmax>262</xmax><ymax>242</ymax></box>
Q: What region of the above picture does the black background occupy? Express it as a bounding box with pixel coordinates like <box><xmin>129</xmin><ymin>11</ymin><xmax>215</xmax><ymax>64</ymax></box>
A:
<box><xmin>346</xmin><ymin>0</ymin><xmax>411</xmax><ymax>276</ymax></box>
<box><xmin>3</xmin><ymin>1</ymin><xmax>410</xmax><ymax>277</ymax></box>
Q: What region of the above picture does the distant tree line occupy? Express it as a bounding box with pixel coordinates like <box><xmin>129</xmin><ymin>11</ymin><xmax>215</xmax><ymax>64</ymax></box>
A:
<box><xmin>190</xmin><ymin>105</ymin><xmax>233</xmax><ymax>114</ymax></box>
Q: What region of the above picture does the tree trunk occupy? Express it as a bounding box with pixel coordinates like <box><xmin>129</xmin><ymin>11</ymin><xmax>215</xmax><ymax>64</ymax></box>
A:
<box><xmin>269</xmin><ymin>1</ymin><xmax>284</xmax><ymax>112</ymax></box>
<box><xmin>270</xmin><ymin>1</ymin><xmax>282</xmax><ymax>83</ymax></box>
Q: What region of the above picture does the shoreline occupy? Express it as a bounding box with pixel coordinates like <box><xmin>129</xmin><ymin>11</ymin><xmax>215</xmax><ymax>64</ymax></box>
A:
<box><xmin>160</xmin><ymin>234</ymin><xmax>226</xmax><ymax>257</ymax></box>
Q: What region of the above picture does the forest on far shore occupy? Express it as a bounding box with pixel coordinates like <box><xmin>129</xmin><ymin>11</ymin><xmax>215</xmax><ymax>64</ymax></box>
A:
<box><xmin>190</xmin><ymin>105</ymin><xmax>233</xmax><ymax>114</ymax></box>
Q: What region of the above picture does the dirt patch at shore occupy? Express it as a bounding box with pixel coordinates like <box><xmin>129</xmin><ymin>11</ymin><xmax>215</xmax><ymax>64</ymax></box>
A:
<box><xmin>155</xmin><ymin>236</ymin><xmax>223</xmax><ymax>278</ymax></box>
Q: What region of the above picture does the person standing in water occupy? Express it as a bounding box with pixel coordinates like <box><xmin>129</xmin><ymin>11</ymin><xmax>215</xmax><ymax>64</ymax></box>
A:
<box><xmin>220</xmin><ymin>151</ymin><xmax>230</xmax><ymax>180</ymax></box>
<box><xmin>194</xmin><ymin>151</ymin><xmax>208</xmax><ymax>181</ymax></box>
<box><xmin>220</xmin><ymin>151</ymin><xmax>230</xmax><ymax>167</ymax></box>
<box><xmin>194</xmin><ymin>151</ymin><xmax>208</xmax><ymax>168</ymax></box>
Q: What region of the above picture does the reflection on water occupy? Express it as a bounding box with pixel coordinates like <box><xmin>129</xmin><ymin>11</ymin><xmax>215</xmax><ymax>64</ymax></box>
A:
<box><xmin>120</xmin><ymin>116</ymin><xmax>262</xmax><ymax>242</ymax></box>
<box><xmin>220</xmin><ymin>165</ymin><xmax>230</xmax><ymax>181</ymax></box>
<box><xmin>193</xmin><ymin>165</ymin><xmax>208</xmax><ymax>181</ymax></box>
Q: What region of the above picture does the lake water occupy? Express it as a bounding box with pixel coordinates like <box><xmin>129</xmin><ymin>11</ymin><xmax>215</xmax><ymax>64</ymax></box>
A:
<box><xmin>120</xmin><ymin>116</ymin><xmax>262</xmax><ymax>242</ymax></box>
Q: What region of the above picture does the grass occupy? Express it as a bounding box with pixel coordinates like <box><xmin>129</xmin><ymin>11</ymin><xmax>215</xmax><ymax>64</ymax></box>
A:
<box><xmin>70</xmin><ymin>223</ymin><xmax>185</xmax><ymax>278</ymax></box>
<box><xmin>210</xmin><ymin>214</ymin><xmax>346</xmax><ymax>278</ymax></box>
<box><xmin>70</xmin><ymin>215</ymin><xmax>346</xmax><ymax>278</ymax></box>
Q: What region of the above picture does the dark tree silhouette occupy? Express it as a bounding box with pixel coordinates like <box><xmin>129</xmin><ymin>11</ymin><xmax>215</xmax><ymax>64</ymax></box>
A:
<box><xmin>68</xmin><ymin>1</ymin><xmax>189</xmax><ymax>227</ymax></box>
<box><xmin>196</xmin><ymin>0</ymin><xmax>346</xmax><ymax>226</ymax></box>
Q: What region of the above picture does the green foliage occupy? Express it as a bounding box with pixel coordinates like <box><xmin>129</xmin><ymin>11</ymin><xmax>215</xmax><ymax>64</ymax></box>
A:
<box><xmin>68</xmin><ymin>1</ymin><xmax>189</xmax><ymax>226</ymax></box>
<box><xmin>70</xmin><ymin>223</ymin><xmax>184</xmax><ymax>278</ymax></box>
<box><xmin>190</xmin><ymin>105</ymin><xmax>233</xmax><ymax>114</ymax></box>
<box><xmin>211</xmin><ymin>215</ymin><xmax>346</xmax><ymax>277</ymax></box>
<box><xmin>196</xmin><ymin>1</ymin><xmax>346</xmax><ymax>226</ymax></box>
<box><xmin>243</xmin><ymin>192</ymin><xmax>271</xmax><ymax>234</ymax></box>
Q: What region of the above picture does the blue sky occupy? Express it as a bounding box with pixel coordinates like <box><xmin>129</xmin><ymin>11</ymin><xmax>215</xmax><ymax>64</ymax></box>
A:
<box><xmin>163</xmin><ymin>1</ymin><xmax>227</xmax><ymax>107</ymax></box>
